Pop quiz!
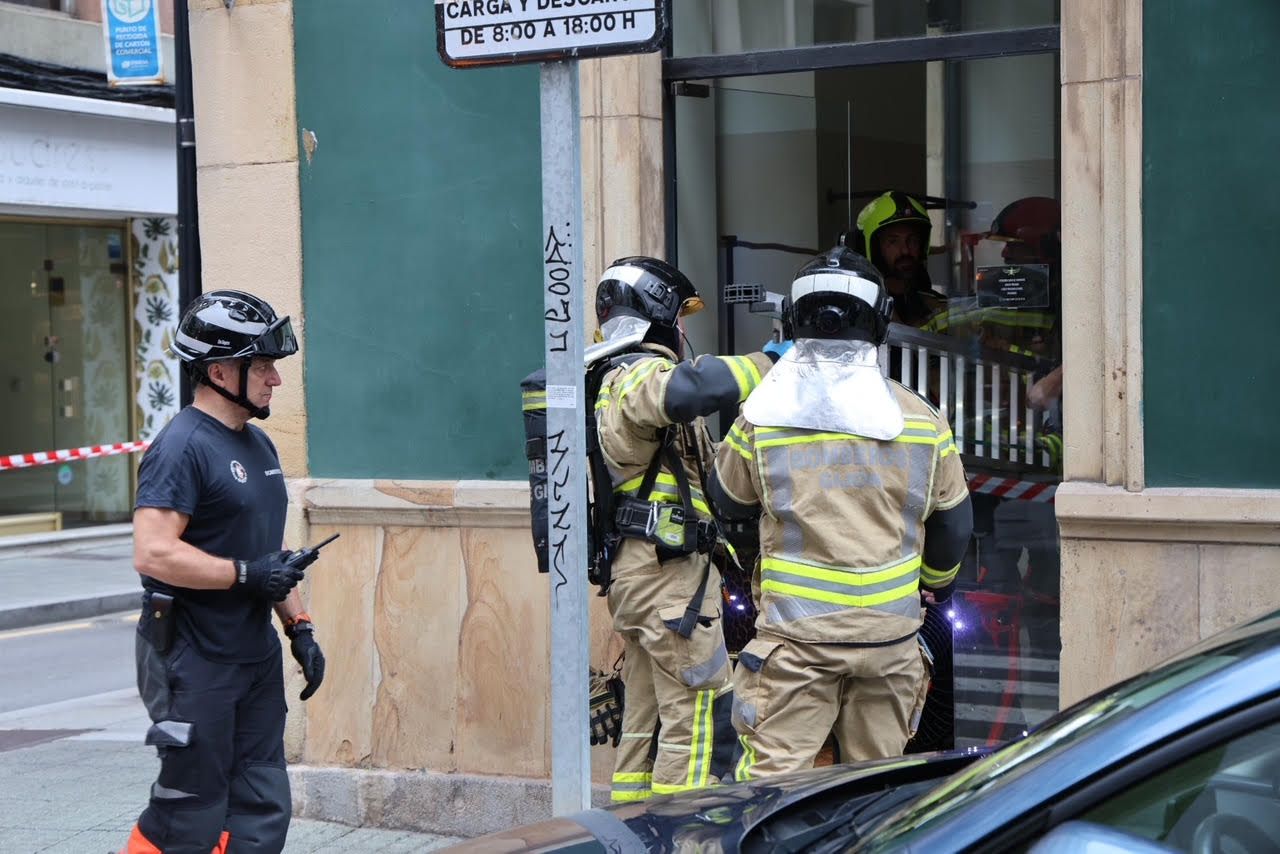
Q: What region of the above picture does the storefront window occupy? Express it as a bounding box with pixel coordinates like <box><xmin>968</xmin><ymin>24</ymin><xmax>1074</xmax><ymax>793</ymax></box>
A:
<box><xmin>674</xmin><ymin>39</ymin><xmax>1061</xmax><ymax>750</ymax></box>
<box><xmin>0</xmin><ymin>221</ymin><xmax>134</xmax><ymax>525</ymax></box>
<box><xmin>672</xmin><ymin>0</ymin><xmax>1059</xmax><ymax>57</ymax></box>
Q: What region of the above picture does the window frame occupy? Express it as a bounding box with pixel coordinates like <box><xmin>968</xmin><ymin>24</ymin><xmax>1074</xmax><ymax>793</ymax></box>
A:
<box><xmin>662</xmin><ymin>25</ymin><xmax>1059</xmax><ymax>82</ymax></box>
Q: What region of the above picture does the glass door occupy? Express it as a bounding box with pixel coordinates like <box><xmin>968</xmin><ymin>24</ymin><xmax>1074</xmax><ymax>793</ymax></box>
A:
<box><xmin>0</xmin><ymin>222</ymin><xmax>57</xmax><ymax>517</ymax></box>
<box><xmin>0</xmin><ymin>220</ymin><xmax>133</xmax><ymax>525</ymax></box>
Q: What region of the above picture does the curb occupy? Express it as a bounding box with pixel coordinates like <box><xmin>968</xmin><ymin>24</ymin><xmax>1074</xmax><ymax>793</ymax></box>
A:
<box><xmin>0</xmin><ymin>591</ymin><xmax>142</xmax><ymax>632</ymax></box>
<box><xmin>0</xmin><ymin>523</ymin><xmax>133</xmax><ymax>559</ymax></box>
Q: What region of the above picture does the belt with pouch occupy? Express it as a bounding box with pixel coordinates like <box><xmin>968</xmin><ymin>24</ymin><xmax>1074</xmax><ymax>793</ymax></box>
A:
<box><xmin>139</xmin><ymin>590</ymin><xmax>177</xmax><ymax>654</ymax></box>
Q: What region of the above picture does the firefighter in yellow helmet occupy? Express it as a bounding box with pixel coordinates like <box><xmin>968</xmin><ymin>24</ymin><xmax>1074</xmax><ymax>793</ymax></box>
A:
<box><xmin>854</xmin><ymin>190</ymin><xmax>948</xmax><ymax>328</ymax></box>
<box><xmin>708</xmin><ymin>245</ymin><xmax>973</xmax><ymax>778</ymax></box>
<box><xmin>592</xmin><ymin>257</ymin><xmax>779</xmax><ymax>801</ymax></box>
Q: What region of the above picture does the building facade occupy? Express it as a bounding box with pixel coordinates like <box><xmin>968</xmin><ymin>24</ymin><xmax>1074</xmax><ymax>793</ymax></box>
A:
<box><xmin>182</xmin><ymin>0</ymin><xmax>1280</xmax><ymax>836</ymax></box>
<box><xmin>0</xmin><ymin>0</ymin><xmax>178</xmax><ymax>534</ymax></box>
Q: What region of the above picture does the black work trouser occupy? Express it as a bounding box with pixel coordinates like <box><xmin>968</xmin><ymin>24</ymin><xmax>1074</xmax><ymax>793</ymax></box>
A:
<box><xmin>134</xmin><ymin>630</ymin><xmax>291</xmax><ymax>854</ymax></box>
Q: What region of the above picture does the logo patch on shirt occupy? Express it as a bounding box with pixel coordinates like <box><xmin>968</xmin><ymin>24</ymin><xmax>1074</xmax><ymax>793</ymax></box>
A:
<box><xmin>230</xmin><ymin>460</ymin><xmax>248</xmax><ymax>483</ymax></box>
<box><xmin>264</xmin><ymin>468</ymin><xmax>283</xmax><ymax>477</ymax></box>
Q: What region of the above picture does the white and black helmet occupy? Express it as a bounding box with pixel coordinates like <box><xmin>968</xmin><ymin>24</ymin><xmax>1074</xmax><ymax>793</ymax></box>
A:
<box><xmin>173</xmin><ymin>290</ymin><xmax>297</xmax><ymax>418</ymax></box>
<box><xmin>787</xmin><ymin>246</ymin><xmax>893</xmax><ymax>344</ymax></box>
<box><xmin>173</xmin><ymin>290</ymin><xmax>298</xmax><ymax>365</ymax></box>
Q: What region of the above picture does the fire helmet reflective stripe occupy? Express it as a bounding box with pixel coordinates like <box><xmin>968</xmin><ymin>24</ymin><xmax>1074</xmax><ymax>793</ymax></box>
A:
<box><xmin>595</xmin><ymin>256</ymin><xmax>704</xmax><ymax>330</ymax></box>
<box><xmin>854</xmin><ymin>191</ymin><xmax>932</xmax><ymax>262</ymax></box>
<box><xmin>172</xmin><ymin>290</ymin><xmax>298</xmax><ymax>364</ymax></box>
<box><xmin>787</xmin><ymin>246</ymin><xmax>893</xmax><ymax>344</ymax></box>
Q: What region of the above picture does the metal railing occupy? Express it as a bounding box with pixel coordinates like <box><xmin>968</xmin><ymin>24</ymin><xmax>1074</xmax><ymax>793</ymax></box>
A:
<box><xmin>882</xmin><ymin>324</ymin><xmax>1052</xmax><ymax>473</ymax></box>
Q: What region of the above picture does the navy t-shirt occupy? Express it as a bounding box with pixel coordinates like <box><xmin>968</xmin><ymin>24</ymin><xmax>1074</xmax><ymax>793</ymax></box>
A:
<box><xmin>135</xmin><ymin>406</ymin><xmax>288</xmax><ymax>662</ymax></box>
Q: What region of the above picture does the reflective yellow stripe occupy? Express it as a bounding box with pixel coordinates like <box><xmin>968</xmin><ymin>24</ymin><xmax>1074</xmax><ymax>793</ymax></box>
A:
<box><xmin>756</xmin><ymin>431</ymin><xmax>942</xmax><ymax>449</ymax></box>
<box><xmin>610</xmin><ymin>790</ymin><xmax>654</xmax><ymax>802</ymax></box>
<box><xmin>761</xmin><ymin>554</ymin><xmax>921</xmax><ymax>587</ymax></box>
<box><xmin>618</xmin><ymin>360</ymin><xmax>663</xmax><ymax>400</ymax></box>
<box><xmin>522</xmin><ymin>390</ymin><xmax>547</xmax><ymax>411</ymax></box>
<box><xmin>734</xmin><ymin>733</ymin><xmax>756</xmax><ymax>782</ymax></box>
<box><xmin>652</xmin><ymin>782</ymin><xmax>711</xmax><ymax>795</ymax></box>
<box><xmin>721</xmin><ymin>358</ymin><xmax>747</xmax><ymax>404</ymax></box>
<box><xmin>615</xmin><ymin>473</ymin><xmax>711</xmax><ymax>516</ymax></box>
<box><xmin>761</xmin><ymin>577</ymin><xmax>920</xmax><ymax>608</ymax></box>
<box><xmin>736</xmin><ymin>355</ymin><xmax>763</xmax><ymax>394</ymax></box>
<box><xmin>723</xmin><ymin>432</ymin><xmax>752</xmax><ymax>460</ymax></box>
<box><xmin>921</xmin><ymin>562</ymin><xmax>960</xmax><ymax>587</ymax></box>
<box><xmin>685</xmin><ymin>688</ymin><xmax>715</xmax><ymax>788</ymax></box>
<box><xmin>611</xmin><ymin>772</ymin><xmax>652</xmax><ymax>783</ymax></box>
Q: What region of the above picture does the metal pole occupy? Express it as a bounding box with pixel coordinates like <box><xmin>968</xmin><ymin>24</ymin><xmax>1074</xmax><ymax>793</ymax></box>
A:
<box><xmin>539</xmin><ymin>60</ymin><xmax>591</xmax><ymax>816</ymax></box>
<box><xmin>175</xmin><ymin>0</ymin><xmax>202</xmax><ymax>408</ymax></box>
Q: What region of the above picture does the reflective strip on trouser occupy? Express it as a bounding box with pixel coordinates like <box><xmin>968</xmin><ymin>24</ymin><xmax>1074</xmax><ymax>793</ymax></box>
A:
<box><xmin>612</xmin><ymin>635</ymin><xmax>659</xmax><ymax>803</ymax></box>
<box><xmin>731</xmin><ymin>633</ymin><xmax>925</xmax><ymax>780</ymax></box>
<box><xmin>608</xmin><ymin>566</ymin><xmax>736</xmax><ymax>799</ymax></box>
<box><xmin>131</xmin><ymin>632</ymin><xmax>290</xmax><ymax>854</ymax></box>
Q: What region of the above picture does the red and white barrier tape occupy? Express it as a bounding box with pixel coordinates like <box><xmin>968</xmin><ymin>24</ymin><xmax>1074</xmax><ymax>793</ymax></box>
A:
<box><xmin>967</xmin><ymin>472</ymin><xmax>1056</xmax><ymax>502</ymax></box>
<box><xmin>0</xmin><ymin>441</ymin><xmax>150</xmax><ymax>471</ymax></box>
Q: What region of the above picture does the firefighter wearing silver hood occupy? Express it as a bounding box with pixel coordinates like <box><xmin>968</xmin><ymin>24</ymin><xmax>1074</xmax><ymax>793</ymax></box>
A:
<box><xmin>708</xmin><ymin>245</ymin><xmax>973</xmax><ymax>778</ymax></box>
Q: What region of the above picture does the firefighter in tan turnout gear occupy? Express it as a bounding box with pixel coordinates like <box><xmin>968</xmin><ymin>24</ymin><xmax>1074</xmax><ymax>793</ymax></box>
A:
<box><xmin>708</xmin><ymin>245</ymin><xmax>973</xmax><ymax>778</ymax></box>
<box><xmin>591</xmin><ymin>257</ymin><xmax>777</xmax><ymax>802</ymax></box>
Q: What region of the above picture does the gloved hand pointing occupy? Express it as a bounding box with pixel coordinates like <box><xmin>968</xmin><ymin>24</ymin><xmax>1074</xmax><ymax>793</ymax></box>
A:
<box><xmin>762</xmin><ymin>338</ymin><xmax>794</xmax><ymax>362</ymax></box>
<box><xmin>234</xmin><ymin>550</ymin><xmax>305</xmax><ymax>602</ymax></box>
<box><xmin>287</xmin><ymin>620</ymin><xmax>325</xmax><ymax>701</ymax></box>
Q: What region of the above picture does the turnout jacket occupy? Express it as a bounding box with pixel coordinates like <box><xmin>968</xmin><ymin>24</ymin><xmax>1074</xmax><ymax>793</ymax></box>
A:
<box><xmin>596</xmin><ymin>345</ymin><xmax>774</xmax><ymax>581</ymax></box>
<box><xmin>710</xmin><ymin>380</ymin><xmax>972</xmax><ymax>645</ymax></box>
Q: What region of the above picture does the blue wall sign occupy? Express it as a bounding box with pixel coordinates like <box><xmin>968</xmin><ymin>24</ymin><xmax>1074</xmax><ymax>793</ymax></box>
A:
<box><xmin>101</xmin><ymin>0</ymin><xmax>164</xmax><ymax>86</ymax></box>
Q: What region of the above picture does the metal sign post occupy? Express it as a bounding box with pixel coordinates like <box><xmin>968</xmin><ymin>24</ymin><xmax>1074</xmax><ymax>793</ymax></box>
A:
<box><xmin>434</xmin><ymin>0</ymin><xmax>667</xmax><ymax>816</ymax></box>
<box><xmin>539</xmin><ymin>60</ymin><xmax>591</xmax><ymax>815</ymax></box>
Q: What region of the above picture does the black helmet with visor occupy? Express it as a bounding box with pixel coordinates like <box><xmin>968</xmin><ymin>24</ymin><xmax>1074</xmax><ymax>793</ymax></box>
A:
<box><xmin>595</xmin><ymin>257</ymin><xmax>703</xmax><ymax>355</ymax></box>
<box><xmin>172</xmin><ymin>290</ymin><xmax>298</xmax><ymax>419</ymax></box>
<box><xmin>787</xmin><ymin>246</ymin><xmax>893</xmax><ymax>344</ymax></box>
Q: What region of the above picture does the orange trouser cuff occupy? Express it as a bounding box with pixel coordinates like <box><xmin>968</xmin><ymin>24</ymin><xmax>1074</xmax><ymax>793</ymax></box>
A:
<box><xmin>123</xmin><ymin>824</ymin><xmax>230</xmax><ymax>854</ymax></box>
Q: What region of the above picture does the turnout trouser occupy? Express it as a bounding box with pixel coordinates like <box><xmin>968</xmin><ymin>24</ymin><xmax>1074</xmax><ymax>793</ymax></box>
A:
<box><xmin>607</xmin><ymin>556</ymin><xmax>737</xmax><ymax>801</ymax></box>
<box><xmin>731</xmin><ymin>631</ymin><xmax>928</xmax><ymax>780</ymax></box>
<box><xmin>125</xmin><ymin>627</ymin><xmax>291</xmax><ymax>854</ymax></box>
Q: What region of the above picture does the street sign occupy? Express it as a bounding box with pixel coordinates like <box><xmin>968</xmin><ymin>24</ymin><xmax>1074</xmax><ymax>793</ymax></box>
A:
<box><xmin>101</xmin><ymin>0</ymin><xmax>165</xmax><ymax>86</ymax></box>
<box><xmin>435</xmin><ymin>0</ymin><xmax>666</xmax><ymax>68</ymax></box>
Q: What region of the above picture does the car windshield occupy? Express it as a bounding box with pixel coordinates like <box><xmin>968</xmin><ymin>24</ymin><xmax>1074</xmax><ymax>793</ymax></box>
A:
<box><xmin>852</xmin><ymin>615</ymin><xmax>1280</xmax><ymax>851</ymax></box>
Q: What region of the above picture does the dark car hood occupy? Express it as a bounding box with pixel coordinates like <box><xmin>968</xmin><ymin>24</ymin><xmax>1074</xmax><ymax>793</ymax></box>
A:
<box><xmin>446</xmin><ymin>750</ymin><xmax>988</xmax><ymax>853</ymax></box>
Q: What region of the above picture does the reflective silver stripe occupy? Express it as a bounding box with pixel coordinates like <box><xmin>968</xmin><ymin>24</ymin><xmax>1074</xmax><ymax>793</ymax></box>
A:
<box><xmin>152</xmin><ymin>783</ymin><xmax>197</xmax><ymax>800</ymax></box>
<box><xmin>682</xmin><ymin>644</ymin><xmax>729</xmax><ymax>688</ymax></box>
<box><xmin>760</xmin><ymin>445</ymin><xmax>803</xmax><ymax>555</ymax></box>
<box><xmin>766</xmin><ymin>589</ymin><xmax>920</xmax><ymax>623</ymax></box>
<box><xmin>762</xmin><ymin>565</ymin><xmax>921</xmax><ymax>600</ymax></box>
<box><xmin>174</xmin><ymin>329</ymin><xmax>214</xmax><ymax>354</ymax></box>
<box><xmin>767</xmin><ymin>596</ymin><xmax>847</xmax><ymax>624</ymax></box>
<box><xmin>901</xmin><ymin>444</ymin><xmax>932</xmax><ymax>559</ymax></box>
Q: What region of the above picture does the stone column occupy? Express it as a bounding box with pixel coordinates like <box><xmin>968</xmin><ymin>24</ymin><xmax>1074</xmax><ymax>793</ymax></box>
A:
<box><xmin>1057</xmin><ymin>0</ymin><xmax>1280</xmax><ymax>705</ymax></box>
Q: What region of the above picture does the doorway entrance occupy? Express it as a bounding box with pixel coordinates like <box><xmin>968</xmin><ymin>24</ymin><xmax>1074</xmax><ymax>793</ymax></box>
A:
<box><xmin>0</xmin><ymin>220</ymin><xmax>134</xmax><ymax>525</ymax></box>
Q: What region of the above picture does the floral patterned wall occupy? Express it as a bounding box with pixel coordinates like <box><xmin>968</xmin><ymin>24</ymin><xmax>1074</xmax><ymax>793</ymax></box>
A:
<box><xmin>78</xmin><ymin>228</ymin><xmax>132</xmax><ymax>519</ymax></box>
<box><xmin>131</xmin><ymin>217</ymin><xmax>180</xmax><ymax>441</ymax></box>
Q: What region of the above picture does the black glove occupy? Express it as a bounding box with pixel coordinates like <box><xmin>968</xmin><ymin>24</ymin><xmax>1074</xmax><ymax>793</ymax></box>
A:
<box><xmin>234</xmin><ymin>550</ymin><xmax>304</xmax><ymax>602</ymax></box>
<box><xmin>287</xmin><ymin>621</ymin><xmax>325</xmax><ymax>701</ymax></box>
<box><xmin>588</xmin><ymin>669</ymin><xmax>624</xmax><ymax>747</ymax></box>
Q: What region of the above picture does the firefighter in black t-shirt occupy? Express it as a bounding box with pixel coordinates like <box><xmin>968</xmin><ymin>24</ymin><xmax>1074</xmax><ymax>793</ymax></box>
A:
<box><xmin>122</xmin><ymin>291</ymin><xmax>325</xmax><ymax>854</ymax></box>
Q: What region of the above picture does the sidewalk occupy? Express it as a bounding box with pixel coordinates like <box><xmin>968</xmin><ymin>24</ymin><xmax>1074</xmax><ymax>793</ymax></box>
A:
<box><xmin>0</xmin><ymin>530</ymin><xmax>466</xmax><ymax>851</ymax></box>
<box><xmin>0</xmin><ymin>528</ymin><xmax>140</xmax><ymax>631</ymax></box>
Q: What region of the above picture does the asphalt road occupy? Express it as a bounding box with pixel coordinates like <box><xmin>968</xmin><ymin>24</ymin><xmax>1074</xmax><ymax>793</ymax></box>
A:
<box><xmin>0</xmin><ymin>612</ymin><xmax>137</xmax><ymax>714</ymax></box>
